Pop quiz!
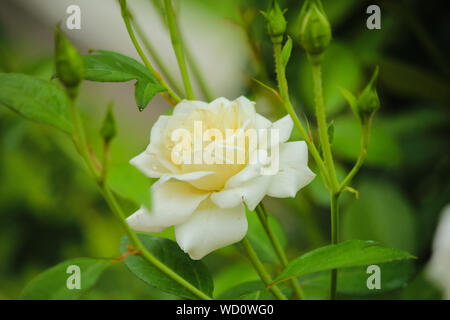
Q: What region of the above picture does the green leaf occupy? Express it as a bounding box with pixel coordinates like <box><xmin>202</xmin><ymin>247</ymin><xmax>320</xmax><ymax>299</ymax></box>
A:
<box><xmin>83</xmin><ymin>50</ymin><xmax>165</xmax><ymax>111</ymax></box>
<box><xmin>339</xmin><ymin>87</ymin><xmax>359</xmax><ymax>121</ymax></box>
<box><xmin>272</xmin><ymin>240</ymin><xmax>415</xmax><ymax>285</ymax></box>
<box><xmin>107</xmin><ymin>163</ymin><xmax>153</xmax><ymax>209</ymax></box>
<box><xmin>217</xmin><ymin>281</ymin><xmax>277</xmax><ymax>300</ymax></box>
<box><xmin>21</xmin><ymin>258</ymin><xmax>111</xmax><ymax>300</ymax></box>
<box><xmin>0</xmin><ymin>73</ymin><xmax>72</xmax><ymax>133</ymax></box>
<box><xmin>245</xmin><ymin>209</ymin><xmax>287</xmax><ymax>265</ymax></box>
<box><xmin>280</xmin><ymin>36</ymin><xmax>292</xmax><ymax>69</ymax></box>
<box><xmin>299</xmin><ymin>260</ymin><xmax>415</xmax><ymax>295</ymax></box>
<box><xmin>120</xmin><ymin>234</ymin><xmax>213</xmax><ymax>299</ymax></box>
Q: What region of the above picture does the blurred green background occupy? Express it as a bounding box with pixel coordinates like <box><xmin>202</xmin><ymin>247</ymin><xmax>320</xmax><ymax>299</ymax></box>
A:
<box><xmin>0</xmin><ymin>0</ymin><xmax>449</xmax><ymax>299</ymax></box>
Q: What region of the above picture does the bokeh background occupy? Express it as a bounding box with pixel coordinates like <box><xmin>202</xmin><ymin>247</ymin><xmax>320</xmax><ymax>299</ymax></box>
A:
<box><xmin>0</xmin><ymin>0</ymin><xmax>449</xmax><ymax>299</ymax></box>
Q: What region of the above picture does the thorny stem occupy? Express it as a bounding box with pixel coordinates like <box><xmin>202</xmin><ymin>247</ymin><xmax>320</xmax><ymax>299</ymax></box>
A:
<box><xmin>149</xmin><ymin>0</ymin><xmax>212</xmax><ymax>101</ymax></box>
<box><xmin>272</xmin><ymin>42</ymin><xmax>331</xmax><ymax>189</ymax></box>
<box><xmin>255</xmin><ymin>204</ymin><xmax>305</xmax><ymax>300</ymax></box>
<box><xmin>338</xmin><ymin>118</ymin><xmax>372</xmax><ymax>193</ymax></box>
<box><xmin>119</xmin><ymin>0</ymin><xmax>181</xmax><ymax>104</ymax></box>
<box><xmin>131</xmin><ymin>15</ymin><xmax>184</xmax><ymax>95</ymax></box>
<box><xmin>241</xmin><ymin>237</ymin><xmax>288</xmax><ymax>300</ymax></box>
<box><xmin>164</xmin><ymin>0</ymin><xmax>196</xmax><ymax>100</ymax></box>
<box><xmin>309</xmin><ymin>59</ymin><xmax>339</xmax><ymax>192</ymax></box>
<box><xmin>330</xmin><ymin>193</ymin><xmax>340</xmax><ymax>300</ymax></box>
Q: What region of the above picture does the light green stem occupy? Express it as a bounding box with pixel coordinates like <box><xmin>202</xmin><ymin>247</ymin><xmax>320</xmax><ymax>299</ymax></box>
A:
<box><xmin>164</xmin><ymin>0</ymin><xmax>195</xmax><ymax>100</ymax></box>
<box><xmin>241</xmin><ymin>237</ymin><xmax>288</xmax><ymax>300</ymax></box>
<box><xmin>330</xmin><ymin>193</ymin><xmax>340</xmax><ymax>300</ymax></box>
<box><xmin>119</xmin><ymin>0</ymin><xmax>181</xmax><ymax>103</ymax></box>
<box><xmin>255</xmin><ymin>204</ymin><xmax>305</xmax><ymax>300</ymax></box>
<box><xmin>131</xmin><ymin>16</ymin><xmax>184</xmax><ymax>95</ymax></box>
<box><xmin>272</xmin><ymin>42</ymin><xmax>331</xmax><ymax>188</ymax></box>
<box><xmin>308</xmin><ymin>57</ymin><xmax>343</xmax><ymax>299</ymax></box>
<box><xmin>68</xmin><ymin>97</ymin><xmax>100</xmax><ymax>180</ymax></box>
<box><xmin>309</xmin><ymin>60</ymin><xmax>339</xmax><ymax>191</ymax></box>
<box><xmin>68</xmin><ymin>95</ymin><xmax>211</xmax><ymax>300</ymax></box>
<box><xmin>149</xmin><ymin>0</ymin><xmax>212</xmax><ymax>101</ymax></box>
<box><xmin>339</xmin><ymin>118</ymin><xmax>372</xmax><ymax>193</ymax></box>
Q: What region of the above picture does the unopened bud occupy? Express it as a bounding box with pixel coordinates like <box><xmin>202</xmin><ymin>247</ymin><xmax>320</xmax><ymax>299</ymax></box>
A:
<box><xmin>298</xmin><ymin>0</ymin><xmax>331</xmax><ymax>57</ymax></box>
<box><xmin>357</xmin><ymin>66</ymin><xmax>380</xmax><ymax>119</ymax></box>
<box><xmin>100</xmin><ymin>103</ymin><xmax>117</xmax><ymax>142</ymax></box>
<box><xmin>261</xmin><ymin>0</ymin><xmax>287</xmax><ymax>43</ymax></box>
<box><xmin>54</xmin><ymin>25</ymin><xmax>85</xmax><ymax>93</ymax></box>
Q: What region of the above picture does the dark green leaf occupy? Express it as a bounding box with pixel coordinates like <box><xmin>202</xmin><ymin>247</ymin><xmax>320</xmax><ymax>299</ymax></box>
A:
<box><xmin>299</xmin><ymin>260</ymin><xmax>415</xmax><ymax>295</ymax></box>
<box><xmin>21</xmin><ymin>258</ymin><xmax>111</xmax><ymax>300</ymax></box>
<box><xmin>0</xmin><ymin>73</ymin><xmax>72</xmax><ymax>133</ymax></box>
<box><xmin>120</xmin><ymin>234</ymin><xmax>213</xmax><ymax>299</ymax></box>
<box><xmin>83</xmin><ymin>50</ymin><xmax>165</xmax><ymax>111</ymax></box>
<box><xmin>273</xmin><ymin>240</ymin><xmax>415</xmax><ymax>285</ymax></box>
<box><xmin>217</xmin><ymin>281</ymin><xmax>276</xmax><ymax>300</ymax></box>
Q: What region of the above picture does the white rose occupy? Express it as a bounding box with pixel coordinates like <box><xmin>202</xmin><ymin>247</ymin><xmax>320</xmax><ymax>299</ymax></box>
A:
<box><xmin>127</xmin><ymin>96</ymin><xmax>315</xmax><ymax>259</ymax></box>
<box><xmin>428</xmin><ymin>204</ymin><xmax>450</xmax><ymax>299</ymax></box>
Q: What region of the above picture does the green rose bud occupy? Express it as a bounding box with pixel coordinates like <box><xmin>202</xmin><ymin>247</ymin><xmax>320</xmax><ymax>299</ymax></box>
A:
<box><xmin>100</xmin><ymin>103</ymin><xmax>117</xmax><ymax>143</ymax></box>
<box><xmin>298</xmin><ymin>0</ymin><xmax>331</xmax><ymax>57</ymax></box>
<box><xmin>54</xmin><ymin>25</ymin><xmax>85</xmax><ymax>93</ymax></box>
<box><xmin>261</xmin><ymin>0</ymin><xmax>287</xmax><ymax>43</ymax></box>
<box><xmin>357</xmin><ymin>66</ymin><xmax>380</xmax><ymax>120</ymax></box>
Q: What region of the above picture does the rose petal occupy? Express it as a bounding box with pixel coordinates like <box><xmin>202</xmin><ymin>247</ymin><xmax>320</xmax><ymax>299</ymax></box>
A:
<box><xmin>267</xmin><ymin>141</ymin><xmax>315</xmax><ymax>198</ymax></box>
<box><xmin>129</xmin><ymin>151</ymin><xmax>169</xmax><ymax>178</ymax></box>
<box><xmin>211</xmin><ymin>174</ymin><xmax>271</xmax><ymax>210</ymax></box>
<box><xmin>175</xmin><ymin>202</ymin><xmax>247</xmax><ymax>260</ymax></box>
<box><xmin>126</xmin><ymin>180</ymin><xmax>209</xmax><ymax>233</ymax></box>
<box><xmin>173</xmin><ymin>100</ymin><xmax>209</xmax><ymax>115</ymax></box>
<box><xmin>271</xmin><ymin>114</ymin><xmax>293</xmax><ymax>144</ymax></box>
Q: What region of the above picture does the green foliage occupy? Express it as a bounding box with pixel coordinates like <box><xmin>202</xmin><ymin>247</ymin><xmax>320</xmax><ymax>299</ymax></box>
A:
<box><xmin>21</xmin><ymin>258</ymin><xmax>111</xmax><ymax>299</ymax></box>
<box><xmin>120</xmin><ymin>234</ymin><xmax>213</xmax><ymax>299</ymax></box>
<box><xmin>0</xmin><ymin>73</ymin><xmax>72</xmax><ymax>133</ymax></box>
<box><xmin>217</xmin><ymin>281</ymin><xmax>277</xmax><ymax>300</ymax></box>
<box><xmin>83</xmin><ymin>50</ymin><xmax>165</xmax><ymax>111</ymax></box>
<box><xmin>273</xmin><ymin>240</ymin><xmax>415</xmax><ymax>285</ymax></box>
<box><xmin>299</xmin><ymin>260</ymin><xmax>415</xmax><ymax>295</ymax></box>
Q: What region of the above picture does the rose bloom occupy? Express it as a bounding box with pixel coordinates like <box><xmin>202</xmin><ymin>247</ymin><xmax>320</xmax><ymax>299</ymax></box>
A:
<box><xmin>127</xmin><ymin>97</ymin><xmax>315</xmax><ymax>259</ymax></box>
<box><xmin>428</xmin><ymin>204</ymin><xmax>450</xmax><ymax>299</ymax></box>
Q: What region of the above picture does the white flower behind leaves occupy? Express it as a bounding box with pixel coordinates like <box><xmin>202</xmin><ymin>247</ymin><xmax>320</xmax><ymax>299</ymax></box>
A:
<box><xmin>428</xmin><ymin>204</ymin><xmax>450</xmax><ymax>299</ymax></box>
<box><xmin>127</xmin><ymin>97</ymin><xmax>315</xmax><ymax>260</ymax></box>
